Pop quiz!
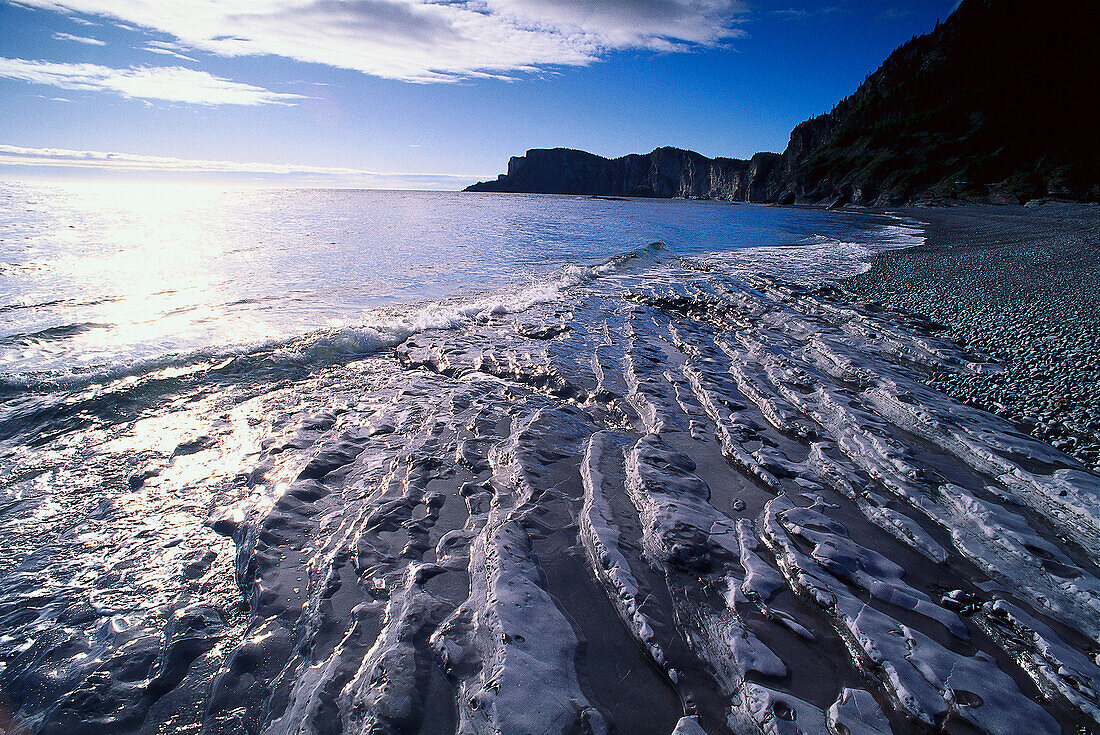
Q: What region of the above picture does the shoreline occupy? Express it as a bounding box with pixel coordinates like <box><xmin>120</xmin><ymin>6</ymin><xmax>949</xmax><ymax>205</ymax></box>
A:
<box><xmin>2</xmin><ymin>192</ymin><xmax>1098</xmax><ymax>733</ymax></box>
<box><xmin>845</xmin><ymin>202</ymin><xmax>1100</xmax><ymax>469</ymax></box>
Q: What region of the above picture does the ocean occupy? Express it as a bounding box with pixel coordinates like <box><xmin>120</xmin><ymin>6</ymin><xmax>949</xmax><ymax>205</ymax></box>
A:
<box><xmin>0</xmin><ymin>184</ymin><xmax>918</xmax><ymax>380</ymax></box>
<box><xmin>0</xmin><ymin>183</ymin><xmax>1096</xmax><ymax>735</ymax></box>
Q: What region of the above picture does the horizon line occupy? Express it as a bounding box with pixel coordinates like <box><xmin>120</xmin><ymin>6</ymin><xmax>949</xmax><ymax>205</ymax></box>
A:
<box><xmin>0</xmin><ymin>144</ymin><xmax>488</xmax><ymax>188</ymax></box>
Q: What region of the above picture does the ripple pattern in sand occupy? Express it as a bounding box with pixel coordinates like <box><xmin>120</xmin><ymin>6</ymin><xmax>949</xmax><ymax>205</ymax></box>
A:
<box><xmin>1</xmin><ymin>265</ymin><xmax>1098</xmax><ymax>735</ymax></box>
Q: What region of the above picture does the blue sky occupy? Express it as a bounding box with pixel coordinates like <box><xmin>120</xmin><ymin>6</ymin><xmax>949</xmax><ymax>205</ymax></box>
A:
<box><xmin>0</xmin><ymin>0</ymin><xmax>957</xmax><ymax>188</ymax></box>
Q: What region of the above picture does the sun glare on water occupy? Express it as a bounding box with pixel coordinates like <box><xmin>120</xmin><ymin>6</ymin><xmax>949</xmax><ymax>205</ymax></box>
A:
<box><xmin>10</xmin><ymin>180</ymin><xmax>287</xmax><ymax>372</ymax></box>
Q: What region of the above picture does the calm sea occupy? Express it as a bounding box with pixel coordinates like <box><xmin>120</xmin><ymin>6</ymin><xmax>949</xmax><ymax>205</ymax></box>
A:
<box><xmin>0</xmin><ymin>182</ymin><xmax>919</xmax><ymax>384</ymax></box>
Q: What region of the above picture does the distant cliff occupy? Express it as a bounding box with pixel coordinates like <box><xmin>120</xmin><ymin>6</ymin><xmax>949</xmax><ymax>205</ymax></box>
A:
<box><xmin>467</xmin><ymin>147</ymin><xmax>781</xmax><ymax>201</ymax></box>
<box><xmin>467</xmin><ymin>0</ymin><xmax>1098</xmax><ymax>206</ymax></box>
<box><xmin>464</xmin><ymin>146</ymin><xmax>783</xmax><ymax>201</ymax></box>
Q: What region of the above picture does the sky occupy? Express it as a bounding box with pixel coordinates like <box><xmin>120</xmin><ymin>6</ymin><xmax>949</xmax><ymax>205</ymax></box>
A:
<box><xmin>0</xmin><ymin>0</ymin><xmax>958</xmax><ymax>189</ymax></box>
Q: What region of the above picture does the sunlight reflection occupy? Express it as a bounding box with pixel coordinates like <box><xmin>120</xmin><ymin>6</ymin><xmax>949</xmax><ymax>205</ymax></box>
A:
<box><xmin>7</xmin><ymin>181</ymin><xmax>287</xmax><ymax>372</ymax></box>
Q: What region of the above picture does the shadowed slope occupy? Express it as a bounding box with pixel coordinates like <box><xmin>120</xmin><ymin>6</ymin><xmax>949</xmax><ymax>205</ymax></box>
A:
<box><xmin>468</xmin><ymin>0</ymin><xmax>1099</xmax><ymax>205</ymax></box>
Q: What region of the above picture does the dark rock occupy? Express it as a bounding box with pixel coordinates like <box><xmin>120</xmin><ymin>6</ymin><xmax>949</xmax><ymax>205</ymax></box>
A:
<box><xmin>467</xmin><ymin>146</ymin><xmax>772</xmax><ymax>201</ymax></box>
<box><xmin>467</xmin><ymin>0</ymin><xmax>1098</xmax><ymax>206</ymax></box>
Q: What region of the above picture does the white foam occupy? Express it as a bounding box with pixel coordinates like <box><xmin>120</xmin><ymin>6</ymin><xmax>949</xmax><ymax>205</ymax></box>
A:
<box><xmin>0</xmin><ymin>256</ymin><xmax>626</xmax><ymax>394</ymax></box>
<box><xmin>703</xmin><ymin>219</ymin><xmax>925</xmax><ymax>283</ymax></box>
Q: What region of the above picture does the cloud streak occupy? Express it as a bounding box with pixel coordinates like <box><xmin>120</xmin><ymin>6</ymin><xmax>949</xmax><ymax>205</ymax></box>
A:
<box><xmin>0</xmin><ymin>144</ymin><xmax>482</xmax><ymax>188</ymax></box>
<box><xmin>768</xmin><ymin>7</ymin><xmax>842</xmax><ymax>20</ymax></box>
<box><xmin>0</xmin><ymin>58</ymin><xmax>303</xmax><ymax>105</ymax></box>
<box><xmin>19</xmin><ymin>0</ymin><xmax>748</xmax><ymax>82</ymax></box>
<box><xmin>52</xmin><ymin>31</ymin><xmax>105</xmax><ymax>45</ymax></box>
<box><xmin>141</xmin><ymin>42</ymin><xmax>198</xmax><ymax>62</ymax></box>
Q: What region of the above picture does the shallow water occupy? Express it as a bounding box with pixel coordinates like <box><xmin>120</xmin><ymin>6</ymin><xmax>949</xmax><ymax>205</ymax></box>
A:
<box><xmin>0</xmin><ymin>184</ymin><xmax>1097</xmax><ymax>735</ymax></box>
<box><xmin>0</xmin><ymin>183</ymin><xmax>915</xmax><ymax>380</ymax></box>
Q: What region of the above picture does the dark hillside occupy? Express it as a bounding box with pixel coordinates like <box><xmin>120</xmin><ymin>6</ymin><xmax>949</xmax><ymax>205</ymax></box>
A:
<box><xmin>774</xmin><ymin>0</ymin><xmax>1100</xmax><ymax>204</ymax></box>
<box><xmin>468</xmin><ymin>0</ymin><xmax>1099</xmax><ymax>205</ymax></box>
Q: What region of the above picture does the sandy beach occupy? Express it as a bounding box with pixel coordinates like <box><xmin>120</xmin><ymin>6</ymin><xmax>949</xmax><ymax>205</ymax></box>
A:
<box><xmin>3</xmin><ymin>0</ymin><xmax>1097</xmax><ymax>731</ymax></box>
<box><xmin>1</xmin><ymin>193</ymin><xmax>1097</xmax><ymax>735</ymax></box>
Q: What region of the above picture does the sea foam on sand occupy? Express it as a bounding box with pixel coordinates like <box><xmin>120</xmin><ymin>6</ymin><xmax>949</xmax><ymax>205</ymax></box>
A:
<box><xmin>1</xmin><ymin>217</ymin><xmax>1098</xmax><ymax>735</ymax></box>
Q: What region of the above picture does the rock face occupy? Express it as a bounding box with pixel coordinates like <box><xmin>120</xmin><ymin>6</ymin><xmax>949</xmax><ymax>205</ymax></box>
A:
<box><xmin>467</xmin><ymin>0</ymin><xmax>1099</xmax><ymax>205</ymax></box>
<box><xmin>469</xmin><ymin>147</ymin><xmax>781</xmax><ymax>201</ymax></box>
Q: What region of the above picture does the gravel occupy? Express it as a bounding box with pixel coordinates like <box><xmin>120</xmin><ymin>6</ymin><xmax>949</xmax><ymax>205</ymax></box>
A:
<box><xmin>844</xmin><ymin>202</ymin><xmax>1100</xmax><ymax>469</ymax></box>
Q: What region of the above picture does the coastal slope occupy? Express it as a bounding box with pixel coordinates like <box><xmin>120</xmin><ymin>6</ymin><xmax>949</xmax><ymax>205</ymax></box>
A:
<box><xmin>467</xmin><ymin>0</ymin><xmax>1099</xmax><ymax>205</ymax></box>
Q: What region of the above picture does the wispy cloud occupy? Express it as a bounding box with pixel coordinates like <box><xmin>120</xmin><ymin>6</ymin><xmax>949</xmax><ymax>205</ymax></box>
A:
<box><xmin>875</xmin><ymin>7</ymin><xmax>910</xmax><ymax>23</ymax></box>
<box><xmin>769</xmin><ymin>8</ymin><xmax>810</xmax><ymax>20</ymax></box>
<box><xmin>769</xmin><ymin>6</ymin><xmax>842</xmax><ymax>20</ymax></box>
<box><xmin>0</xmin><ymin>144</ymin><xmax>482</xmax><ymax>188</ymax></box>
<box><xmin>142</xmin><ymin>46</ymin><xmax>197</xmax><ymax>62</ymax></box>
<box><xmin>0</xmin><ymin>58</ymin><xmax>303</xmax><ymax>105</ymax></box>
<box><xmin>17</xmin><ymin>0</ymin><xmax>748</xmax><ymax>82</ymax></box>
<box><xmin>52</xmin><ymin>31</ymin><xmax>105</xmax><ymax>45</ymax></box>
<box><xmin>141</xmin><ymin>40</ymin><xmax>197</xmax><ymax>62</ymax></box>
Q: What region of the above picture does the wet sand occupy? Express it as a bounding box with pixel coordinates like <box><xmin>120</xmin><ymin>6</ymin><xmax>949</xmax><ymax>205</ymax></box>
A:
<box><xmin>2</xmin><ymin>209</ymin><xmax>1098</xmax><ymax>735</ymax></box>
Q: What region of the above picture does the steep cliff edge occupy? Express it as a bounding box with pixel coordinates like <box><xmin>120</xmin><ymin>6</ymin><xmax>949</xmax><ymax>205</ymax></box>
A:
<box><xmin>467</xmin><ymin>147</ymin><xmax>780</xmax><ymax>201</ymax></box>
<box><xmin>466</xmin><ymin>0</ymin><xmax>1098</xmax><ymax>205</ymax></box>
